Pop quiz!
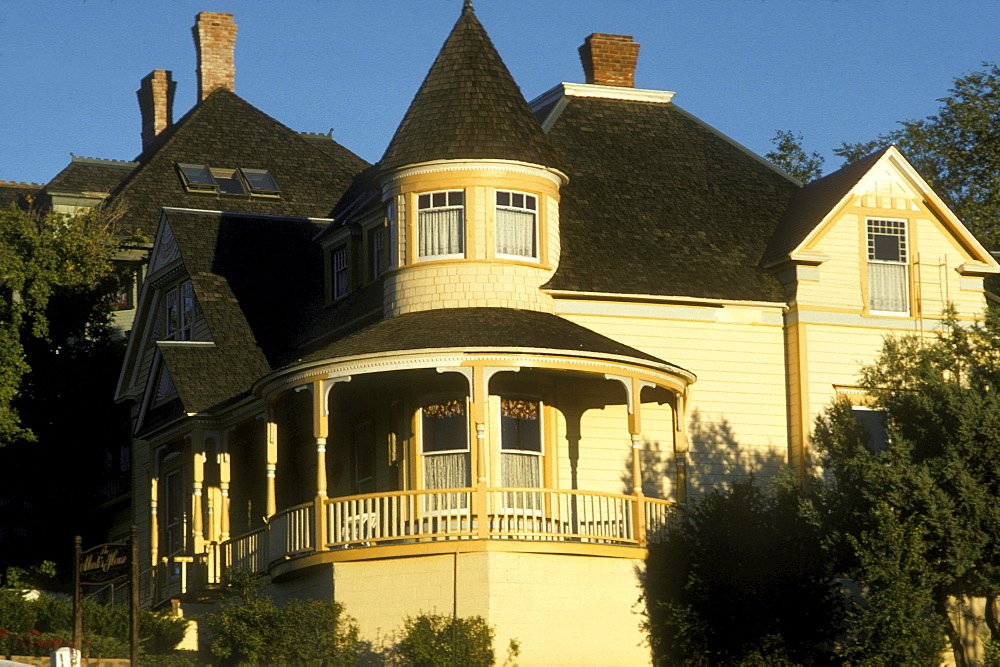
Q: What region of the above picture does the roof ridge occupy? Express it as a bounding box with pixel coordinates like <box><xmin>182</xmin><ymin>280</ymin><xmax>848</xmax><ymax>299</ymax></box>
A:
<box><xmin>0</xmin><ymin>180</ymin><xmax>42</xmax><ymax>188</ymax></box>
<box><xmin>69</xmin><ymin>155</ymin><xmax>138</xmax><ymax>169</ymax></box>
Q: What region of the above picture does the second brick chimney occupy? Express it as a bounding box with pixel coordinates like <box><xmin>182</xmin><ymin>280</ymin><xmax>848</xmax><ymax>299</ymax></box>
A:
<box><xmin>579</xmin><ymin>34</ymin><xmax>640</xmax><ymax>88</ymax></box>
<box><xmin>193</xmin><ymin>12</ymin><xmax>237</xmax><ymax>101</ymax></box>
<box><xmin>137</xmin><ymin>70</ymin><xmax>176</xmax><ymax>151</ymax></box>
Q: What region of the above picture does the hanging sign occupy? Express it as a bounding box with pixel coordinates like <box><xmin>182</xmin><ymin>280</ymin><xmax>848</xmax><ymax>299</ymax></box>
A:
<box><xmin>79</xmin><ymin>542</ymin><xmax>130</xmax><ymax>584</ymax></box>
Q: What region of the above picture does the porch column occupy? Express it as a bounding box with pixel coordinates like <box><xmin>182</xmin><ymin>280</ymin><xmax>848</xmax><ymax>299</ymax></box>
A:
<box><xmin>265</xmin><ymin>406</ymin><xmax>278</xmax><ymax>518</ymax></box>
<box><xmin>627</xmin><ymin>378</ymin><xmax>647</xmax><ymax>547</ymax></box>
<box><xmin>190</xmin><ymin>427</ymin><xmax>206</xmax><ymax>553</ymax></box>
<box><xmin>672</xmin><ymin>389</ymin><xmax>689</xmax><ymax>504</ymax></box>
<box><xmin>218</xmin><ymin>429</ymin><xmax>232</xmax><ymax>543</ymax></box>
<box><xmin>605</xmin><ymin>374</ymin><xmax>654</xmax><ymax>546</ymax></box>
<box><xmin>312</xmin><ymin>380</ymin><xmax>331</xmax><ymax>551</ymax></box>
<box><xmin>150</xmin><ymin>476</ymin><xmax>159</xmax><ymax>566</ymax></box>
<box><xmin>467</xmin><ymin>366</ymin><xmax>489</xmax><ymax>539</ymax></box>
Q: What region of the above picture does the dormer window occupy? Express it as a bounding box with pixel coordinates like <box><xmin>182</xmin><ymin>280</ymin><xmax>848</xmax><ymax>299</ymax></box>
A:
<box><xmin>164</xmin><ymin>280</ymin><xmax>197</xmax><ymax>340</ymax></box>
<box><xmin>418</xmin><ymin>190</ymin><xmax>464</xmax><ymax>259</ymax></box>
<box><xmin>495</xmin><ymin>191</ymin><xmax>537</xmax><ymax>259</ymax></box>
<box><xmin>330</xmin><ymin>245</ymin><xmax>349</xmax><ymax>300</ymax></box>
<box><xmin>177</xmin><ymin>164</ymin><xmax>280</xmax><ymax>197</ymax></box>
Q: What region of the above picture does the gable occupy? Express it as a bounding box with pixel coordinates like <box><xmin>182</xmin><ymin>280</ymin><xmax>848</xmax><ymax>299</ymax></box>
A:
<box><xmin>785</xmin><ymin>154</ymin><xmax>999</xmax><ymax>316</ymax></box>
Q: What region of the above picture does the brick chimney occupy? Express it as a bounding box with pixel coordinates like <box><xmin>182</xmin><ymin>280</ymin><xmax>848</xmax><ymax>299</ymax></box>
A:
<box><xmin>193</xmin><ymin>12</ymin><xmax>237</xmax><ymax>101</ymax></box>
<box><xmin>579</xmin><ymin>34</ymin><xmax>640</xmax><ymax>88</ymax></box>
<box><xmin>137</xmin><ymin>70</ymin><xmax>176</xmax><ymax>151</ymax></box>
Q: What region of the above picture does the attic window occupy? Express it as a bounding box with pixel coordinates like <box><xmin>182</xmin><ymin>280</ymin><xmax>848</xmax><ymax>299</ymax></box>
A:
<box><xmin>177</xmin><ymin>163</ymin><xmax>281</xmax><ymax>197</ymax></box>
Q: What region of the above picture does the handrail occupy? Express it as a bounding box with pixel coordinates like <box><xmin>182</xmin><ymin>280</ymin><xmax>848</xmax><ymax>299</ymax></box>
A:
<box><xmin>216</xmin><ymin>488</ymin><xmax>675</xmax><ymax>579</ymax></box>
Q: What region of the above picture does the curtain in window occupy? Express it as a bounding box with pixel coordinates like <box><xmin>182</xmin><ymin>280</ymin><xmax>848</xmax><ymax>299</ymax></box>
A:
<box><xmin>419</xmin><ymin>209</ymin><xmax>463</xmax><ymax>257</ymax></box>
<box><xmin>496</xmin><ymin>209</ymin><xmax>535</xmax><ymax>257</ymax></box>
<box><xmin>502</xmin><ymin>452</ymin><xmax>540</xmax><ymax>488</ymax></box>
<box><xmin>424</xmin><ymin>453</ymin><xmax>469</xmax><ymax>510</ymax></box>
<box><xmin>868</xmin><ymin>262</ymin><xmax>908</xmax><ymax>312</ymax></box>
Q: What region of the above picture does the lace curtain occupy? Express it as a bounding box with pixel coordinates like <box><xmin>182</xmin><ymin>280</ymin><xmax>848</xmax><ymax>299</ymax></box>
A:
<box><xmin>868</xmin><ymin>262</ymin><xmax>908</xmax><ymax>312</ymax></box>
<box><xmin>496</xmin><ymin>208</ymin><xmax>535</xmax><ymax>257</ymax></box>
<box><xmin>419</xmin><ymin>208</ymin><xmax>464</xmax><ymax>257</ymax></box>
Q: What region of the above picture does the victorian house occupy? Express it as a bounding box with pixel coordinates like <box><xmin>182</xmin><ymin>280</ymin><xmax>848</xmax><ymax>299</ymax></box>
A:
<box><xmin>96</xmin><ymin>5</ymin><xmax>1000</xmax><ymax>664</ymax></box>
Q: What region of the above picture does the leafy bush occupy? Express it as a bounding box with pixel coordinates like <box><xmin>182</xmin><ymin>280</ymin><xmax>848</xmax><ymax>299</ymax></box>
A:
<box><xmin>0</xmin><ymin>587</ymin><xmax>186</xmax><ymax>659</ymax></box>
<box><xmin>205</xmin><ymin>569</ymin><xmax>358</xmax><ymax>666</ymax></box>
<box><xmin>395</xmin><ymin>613</ymin><xmax>509</xmax><ymax>667</ymax></box>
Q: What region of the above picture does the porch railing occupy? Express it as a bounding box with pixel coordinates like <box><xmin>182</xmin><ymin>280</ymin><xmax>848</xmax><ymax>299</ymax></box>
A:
<box><xmin>188</xmin><ymin>488</ymin><xmax>673</xmax><ymax>594</ymax></box>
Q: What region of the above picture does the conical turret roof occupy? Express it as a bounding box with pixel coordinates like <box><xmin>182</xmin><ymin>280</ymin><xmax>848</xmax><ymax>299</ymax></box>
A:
<box><xmin>379</xmin><ymin>3</ymin><xmax>560</xmax><ymax>172</ymax></box>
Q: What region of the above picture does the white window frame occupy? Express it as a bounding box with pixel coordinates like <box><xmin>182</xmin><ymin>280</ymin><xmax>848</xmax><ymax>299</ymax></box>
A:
<box><xmin>866</xmin><ymin>218</ymin><xmax>910</xmax><ymax>316</ymax></box>
<box><xmin>494</xmin><ymin>190</ymin><xmax>539</xmax><ymax>260</ymax></box>
<box><xmin>417</xmin><ymin>190</ymin><xmax>465</xmax><ymax>260</ymax></box>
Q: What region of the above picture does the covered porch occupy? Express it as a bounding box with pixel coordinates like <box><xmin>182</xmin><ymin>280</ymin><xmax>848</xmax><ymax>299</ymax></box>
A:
<box><xmin>142</xmin><ymin>310</ymin><xmax>694</xmax><ymax>606</ymax></box>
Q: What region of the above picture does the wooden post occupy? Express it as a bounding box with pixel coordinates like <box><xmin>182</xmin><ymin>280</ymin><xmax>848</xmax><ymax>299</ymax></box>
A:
<box><xmin>73</xmin><ymin>535</ymin><xmax>82</xmax><ymax>653</ymax></box>
<box><xmin>266</xmin><ymin>407</ymin><xmax>278</xmax><ymax>517</ymax></box>
<box><xmin>191</xmin><ymin>428</ymin><xmax>206</xmax><ymax>553</ymax></box>
<box><xmin>130</xmin><ymin>525</ymin><xmax>139</xmax><ymax>667</ymax></box>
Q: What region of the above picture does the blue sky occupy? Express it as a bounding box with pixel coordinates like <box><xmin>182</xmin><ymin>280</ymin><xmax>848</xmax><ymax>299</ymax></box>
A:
<box><xmin>1</xmin><ymin>0</ymin><xmax>998</xmax><ymax>186</ymax></box>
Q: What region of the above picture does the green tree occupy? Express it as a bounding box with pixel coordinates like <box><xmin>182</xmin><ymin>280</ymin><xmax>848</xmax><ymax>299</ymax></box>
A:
<box><xmin>0</xmin><ymin>206</ymin><xmax>119</xmax><ymax>445</ymax></box>
<box><xmin>813</xmin><ymin>311</ymin><xmax>1000</xmax><ymax>666</ymax></box>
<box><xmin>765</xmin><ymin>130</ymin><xmax>825</xmax><ymax>183</ymax></box>
<box><xmin>836</xmin><ymin>63</ymin><xmax>1000</xmax><ymax>246</ymax></box>
<box><xmin>643</xmin><ymin>474</ymin><xmax>843</xmax><ymax>665</ymax></box>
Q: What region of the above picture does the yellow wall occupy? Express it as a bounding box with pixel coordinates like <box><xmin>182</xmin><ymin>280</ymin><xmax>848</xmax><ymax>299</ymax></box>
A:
<box><xmin>555</xmin><ymin>300</ymin><xmax>789</xmax><ymax>492</ymax></box>
<box><xmin>325</xmin><ymin>551</ymin><xmax>651</xmax><ymax>666</ymax></box>
<box><xmin>783</xmin><ymin>161</ymin><xmax>991</xmax><ymax>466</ymax></box>
<box><xmin>380</xmin><ymin>161</ymin><xmax>563</xmax><ymax>317</ymax></box>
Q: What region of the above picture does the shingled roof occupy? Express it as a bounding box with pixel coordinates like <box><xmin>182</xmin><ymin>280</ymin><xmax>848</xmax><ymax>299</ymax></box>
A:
<box><xmin>761</xmin><ymin>147</ymin><xmax>890</xmax><ymax>267</ymax></box>
<box><xmin>144</xmin><ymin>210</ymin><xmax>330</xmax><ymax>414</ymax></box>
<box><xmin>379</xmin><ymin>3</ymin><xmax>560</xmax><ymax>172</ymax></box>
<box><xmin>106</xmin><ymin>89</ymin><xmax>368</xmax><ymax>237</ymax></box>
<box><xmin>44</xmin><ymin>158</ymin><xmax>136</xmax><ymax>195</ymax></box>
<box><xmin>291</xmin><ymin>307</ymin><xmax>681</xmax><ymax>371</ymax></box>
<box><xmin>542</xmin><ymin>95</ymin><xmax>799</xmax><ymax>302</ymax></box>
<box><xmin>163</xmin><ymin>209</ymin><xmax>328</xmax><ymax>367</ymax></box>
<box><xmin>0</xmin><ymin>182</ymin><xmax>41</xmax><ymax>211</ymax></box>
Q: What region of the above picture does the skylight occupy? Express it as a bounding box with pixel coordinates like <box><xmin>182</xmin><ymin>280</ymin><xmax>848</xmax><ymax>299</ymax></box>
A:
<box><xmin>176</xmin><ymin>163</ymin><xmax>281</xmax><ymax>197</ymax></box>
<box><xmin>240</xmin><ymin>168</ymin><xmax>281</xmax><ymax>195</ymax></box>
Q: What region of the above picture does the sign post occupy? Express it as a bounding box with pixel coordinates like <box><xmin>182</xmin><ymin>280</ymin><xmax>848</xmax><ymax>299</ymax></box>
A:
<box><xmin>130</xmin><ymin>526</ymin><xmax>139</xmax><ymax>667</ymax></box>
<box><xmin>72</xmin><ymin>536</ymin><xmax>82</xmax><ymax>654</ymax></box>
<box><xmin>75</xmin><ymin>538</ymin><xmax>132</xmax><ymax>663</ymax></box>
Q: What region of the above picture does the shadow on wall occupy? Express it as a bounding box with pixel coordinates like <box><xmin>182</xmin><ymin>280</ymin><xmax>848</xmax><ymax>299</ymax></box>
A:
<box><xmin>619</xmin><ymin>410</ymin><xmax>789</xmax><ymax>502</ymax></box>
<box><xmin>684</xmin><ymin>409</ymin><xmax>787</xmax><ymax>498</ymax></box>
<box><xmin>620</xmin><ymin>438</ymin><xmax>671</xmax><ymax>499</ymax></box>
